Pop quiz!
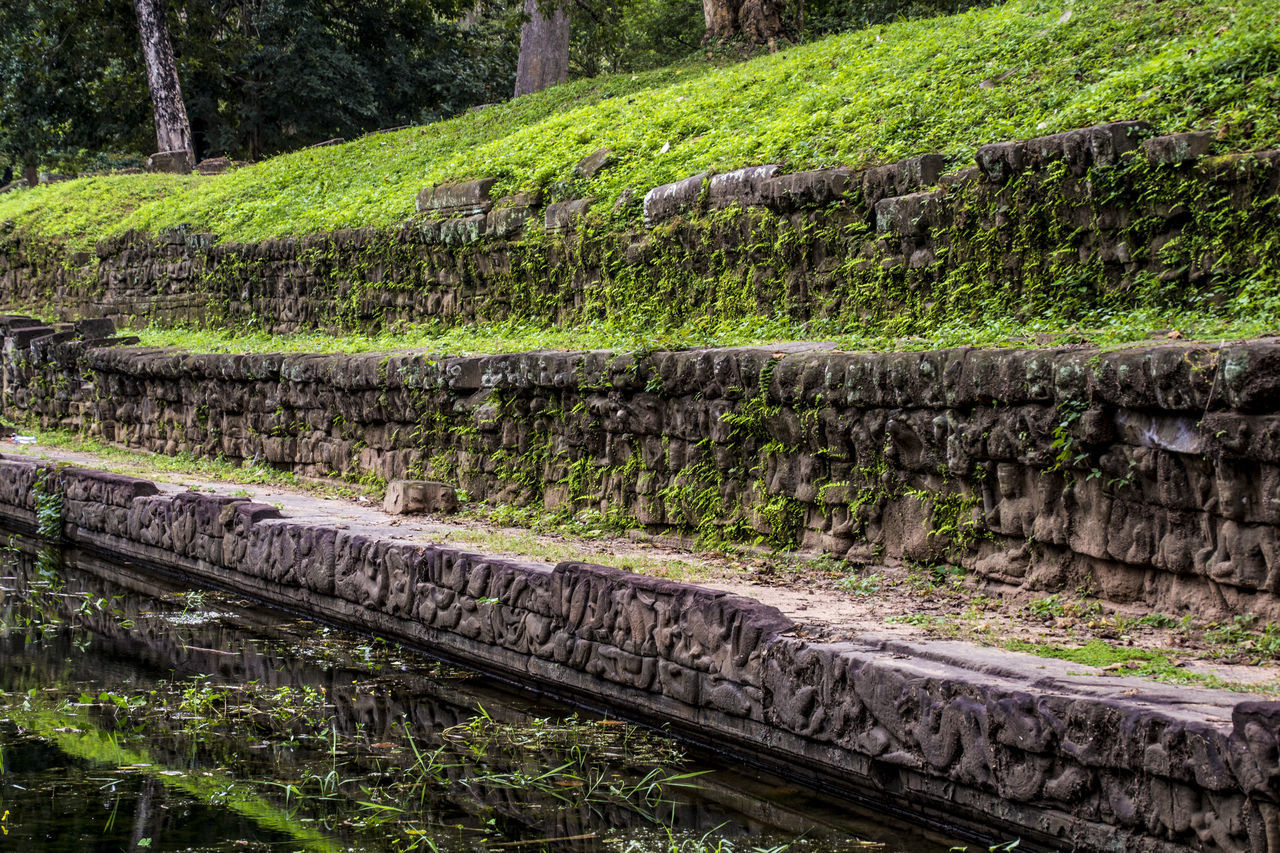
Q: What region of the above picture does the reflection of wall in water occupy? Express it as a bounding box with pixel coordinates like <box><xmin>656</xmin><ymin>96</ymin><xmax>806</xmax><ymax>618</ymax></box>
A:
<box><xmin>1</xmin><ymin>541</ymin><xmax>853</xmax><ymax>846</ymax></box>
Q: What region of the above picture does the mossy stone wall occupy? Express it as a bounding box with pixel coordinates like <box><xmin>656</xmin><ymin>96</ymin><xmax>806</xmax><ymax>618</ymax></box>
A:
<box><xmin>2</xmin><ymin>124</ymin><xmax>1277</xmax><ymax>338</ymax></box>
<box><xmin>7</xmin><ymin>325</ymin><xmax>1280</xmax><ymax>622</ymax></box>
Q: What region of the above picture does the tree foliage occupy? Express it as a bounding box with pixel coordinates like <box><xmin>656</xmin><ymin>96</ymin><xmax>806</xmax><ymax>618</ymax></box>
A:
<box><xmin>799</xmin><ymin>0</ymin><xmax>996</xmax><ymax>37</ymax></box>
<box><xmin>0</xmin><ymin>0</ymin><xmax>521</xmax><ymax>173</ymax></box>
<box><xmin>565</xmin><ymin>0</ymin><xmax>705</xmax><ymax>77</ymax></box>
<box><xmin>172</xmin><ymin>0</ymin><xmax>520</xmax><ymax>160</ymax></box>
<box><xmin>0</xmin><ymin>0</ymin><xmax>151</xmax><ymax>179</ymax></box>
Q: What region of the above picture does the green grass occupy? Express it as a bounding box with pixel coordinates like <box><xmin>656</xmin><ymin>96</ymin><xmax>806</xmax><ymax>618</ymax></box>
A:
<box><xmin>125</xmin><ymin>299</ymin><xmax>1280</xmax><ymax>357</ymax></box>
<box><xmin>0</xmin><ymin>61</ymin><xmax>713</xmax><ymax>249</ymax></box>
<box><xmin>0</xmin><ymin>173</ymin><xmax>203</xmax><ymax>249</ymax></box>
<box><xmin>1000</xmin><ymin>638</ymin><xmax>1270</xmax><ymax>692</ymax></box>
<box><xmin>128</xmin><ymin>315</ymin><xmax>814</xmax><ymax>355</ymax></box>
<box><xmin>895</xmin><ymin>625</ymin><xmax>1279</xmax><ymax>693</ymax></box>
<box><xmin>2</xmin><ymin>0</ymin><xmax>1278</xmax><ymax>247</ymax></box>
<box><xmin>7</xmin><ymin>425</ymin><xmax>366</xmax><ymax>499</ymax></box>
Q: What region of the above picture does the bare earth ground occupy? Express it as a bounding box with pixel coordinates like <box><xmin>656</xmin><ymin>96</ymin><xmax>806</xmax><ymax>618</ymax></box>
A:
<box><xmin>7</xmin><ymin>439</ymin><xmax>1279</xmax><ymax>693</ymax></box>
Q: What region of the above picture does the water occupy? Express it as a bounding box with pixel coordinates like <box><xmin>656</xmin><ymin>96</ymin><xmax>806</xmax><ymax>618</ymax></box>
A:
<box><xmin>0</xmin><ymin>534</ymin><xmax>963</xmax><ymax>853</ymax></box>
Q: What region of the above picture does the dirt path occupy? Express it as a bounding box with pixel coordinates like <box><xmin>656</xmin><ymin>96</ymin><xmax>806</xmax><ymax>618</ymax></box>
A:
<box><xmin>7</xmin><ymin>439</ymin><xmax>1279</xmax><ymax>692</ymax></box>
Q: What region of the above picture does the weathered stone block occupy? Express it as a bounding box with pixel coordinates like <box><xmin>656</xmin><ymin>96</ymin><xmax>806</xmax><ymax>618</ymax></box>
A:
<box><xmin>975</xmin><ymin>141</ymin><xmax>1026</xmax><ymax>182</ymax></box>
<box><xmin>439</xmin><ymin>214</ymin><xmax>487</xmax><ymax>246</ymax></box>
<box><xmin>8</xmin><ymin>325</ymin><xmax>55</xmax><ymax>348</ymax></box>
<box><xmin>195</xmin><ymin>157</ymin><xmax>232</xmax><ymax>175</ymax></box>
<box><xmin>574</xmin><ymin>147</ymin><xmax>614</xmax><ymax>179</ymax></box>
<box><xmin>145</xmin><ymin>149</ymin><xmax>193</xmax><ymax>174</ymax></box>
<box><xmin>544</xmin><ymin>198</ymin><xmax>595</xmax><ymax>232</ymax></box>
<box><xmin>708</xmin><ymin>165</ymin><xmax>781</xmax><ymax>209</ymax></box>
<box><xmin>642</xmin><ymin>172</ymin><xmax>710</xmax><ymax>225</ymax></box>
<box><xmin>1143</xmin><ymin>132</ymin><xmax>1214</xmax><ymax>166</ymax></box>
<box><xmin>763</xmin><ymin>167</ymin><xmax>857</xmax><ymax>210</ymax></box>
<box><xmin>1023</xmin><ymin>121</ymin><xmax>1152</xmax><ymax>175</ymax></box>
<box><xmin>486</xmin><ymin>191</ymin><xmax>544</xmax><ymax>239</ymax></box>
<box><xmin>416</xmin><ymin>178</ymin><xmax>497</xmax><ymax>216</ymax></box>
<box><xmin>874</xmin><ymin>191</ymin><xmax>941</xmax><ymax>236</ymax></box>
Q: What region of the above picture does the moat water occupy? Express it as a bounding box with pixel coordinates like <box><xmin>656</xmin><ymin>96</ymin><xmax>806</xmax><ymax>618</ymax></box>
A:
<box><xmin>0</xmin><ymin>534</ymin><xmax>968</xmax><ymax>853</ymax></box>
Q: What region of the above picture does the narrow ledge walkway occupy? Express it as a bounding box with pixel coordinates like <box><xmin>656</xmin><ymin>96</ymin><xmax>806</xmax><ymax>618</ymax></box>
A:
<box><xmin>7</xmin><ymin>439</ymin><xmax>1278</xmax><ymax>696</ymax></box>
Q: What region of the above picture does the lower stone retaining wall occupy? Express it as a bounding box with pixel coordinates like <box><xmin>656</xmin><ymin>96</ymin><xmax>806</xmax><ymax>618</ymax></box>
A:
<box><xmin>1</xmin><ymin>457</ymin><xmax>1277</xmax><ymax>852</ymax></box>
<box><xmin>5</xmin><ymin>322</ymin><xmax>1280</xmax><ymax>621</ymax></box>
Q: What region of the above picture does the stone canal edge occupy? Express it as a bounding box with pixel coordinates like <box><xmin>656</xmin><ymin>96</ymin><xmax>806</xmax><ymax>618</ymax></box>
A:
<box><xmin>1</xmin><ymin>455</ymin><xmax>1277</xmax><ymax>853</ymax></box>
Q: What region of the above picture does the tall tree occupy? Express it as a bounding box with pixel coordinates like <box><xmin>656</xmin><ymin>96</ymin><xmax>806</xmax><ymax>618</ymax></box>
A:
<box><xmin>701</xmin><ymin>0</ymin><xmax>786</xmax><ymax>46</ymax></box>
<box><xmin>514</xmin><ymin>0</ymin><xmax>569</xmax><ymax>96</ymax></box>
<box><xmin>132</xmin><ymin>0</ymin><xmax>194</xmax><ymax>168</ymax></box>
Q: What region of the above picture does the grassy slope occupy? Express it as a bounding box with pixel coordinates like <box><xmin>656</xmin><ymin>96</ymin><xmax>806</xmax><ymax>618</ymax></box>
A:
<box><xmin>0</xmin><ymin>173</ymin><xmax>203</xmax><ymax>249</ymax></box>
<box><xmin>2</xmin><ymin>0</ymin><xmax>1278</xmax><ymax>248</ymax></box>
<box><xmin>0</xmin><ymin>63</ymin><xmax>713</xmax><ymax>249</ymax></box>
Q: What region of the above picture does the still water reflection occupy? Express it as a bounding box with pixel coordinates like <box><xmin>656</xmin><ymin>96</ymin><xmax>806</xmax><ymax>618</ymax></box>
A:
<box><xmin>0</xmin><ymin>535</ymin><xmax>963</xmax><ymax>853</ymax></box>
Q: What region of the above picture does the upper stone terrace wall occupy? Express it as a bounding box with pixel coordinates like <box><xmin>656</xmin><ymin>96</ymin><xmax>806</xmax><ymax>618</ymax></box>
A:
<box><xmin>1</xmin><ymin>124</ymin><xmax>1277</xmax><ymax>333</ymax></box>
<box><xmin>7</xmin><ymin>317</ymin><xmax>1280</xmax><ymax>623</ymax></box>
<box><xmin>2</xmin><ymin>457</ymin><xmax>1278</xmax><ymax>853</ymax></box>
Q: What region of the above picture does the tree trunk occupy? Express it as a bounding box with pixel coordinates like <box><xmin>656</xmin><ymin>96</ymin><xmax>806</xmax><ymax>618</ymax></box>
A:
<box><xmin>22</xmin><ymin>162</ymin><xmax>38</xmax><ymax>188</ymax></box>
<box><xmin>132</xmin><ymin>0</ymin><xmax>194</xmax><ymax>169</ymax></box>
<box><xmin>740</xmin><ymin>0</ymin><xmax>786</xmax><ymax>46</ymax></box>
<box><xmin>702</xmin><ymin>0</ymin><xmax>786</xmax><ymax>45</ymax></box>
<box><xmin>702</xmin><ymin>0</ymin><xmax>741</xmax><ymax>43</ymax></box>
<box><xmin>513</xmin><ymin>0</ymin><xmax>569</xmax><ymax>98</ymax></box>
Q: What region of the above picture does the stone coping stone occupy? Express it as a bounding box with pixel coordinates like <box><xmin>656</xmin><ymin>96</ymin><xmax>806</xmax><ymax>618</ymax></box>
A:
<box><xmin>976</xmin><ymin>120</ymin><xmax>1153</xmax><ymax>181</ymax></box>
<box><xmin>78</xmin><ymin>337</ymin><xmax>1280</xmax><ymax>416</ymax></box>
<box><xmin>708</xmin><ymin>165</ymin><xmax>781</xmax><ymax>209</ymax></box>
<box><xmin>643</xmin><ymin>172</ymin><xmax>710</xmax><ymax>225</ymax></box>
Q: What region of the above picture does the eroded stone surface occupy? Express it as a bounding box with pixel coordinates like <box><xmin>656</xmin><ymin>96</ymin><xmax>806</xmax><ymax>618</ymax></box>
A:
<box><xmin>1</xmin><ymin>456</ymin><xmax>1276</xmax><ymax>853</ymax></box>
<box><xmin>7</xmin><ymin>331</ymin><xmax>1280</xmax><ymax>622</ymax></box>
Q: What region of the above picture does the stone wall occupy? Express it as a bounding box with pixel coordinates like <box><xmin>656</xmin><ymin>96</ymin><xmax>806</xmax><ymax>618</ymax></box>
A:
<box><xmin>2</xmin><ymin>457</ymin><xmax>1278</xmax><ymax>852</ymax></box>
<box><xmin>7</xmin><ymin>545</ymin><xmax>841</xmax><ymax>845</ymax></box>
<box><xmin>2</xmin><ymin>123</ymin><xmax>1277</xmax><ymax>335</ymax></box>
<box><xmin>6</xmin><ymin>320</ymin><xmax>1280</xmax><ymax>621</ymax></box>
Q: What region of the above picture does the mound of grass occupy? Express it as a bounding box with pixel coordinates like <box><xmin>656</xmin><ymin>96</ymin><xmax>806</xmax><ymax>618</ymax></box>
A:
<box><xmin>3</xmin><ymin>0</ymin><xmax>1278</xmax><ymax>248</ymax></box>
<box><xmin>0</xmin><ymin>173</ymin><xmax>203</xmax><ymax>249</ymax></box>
